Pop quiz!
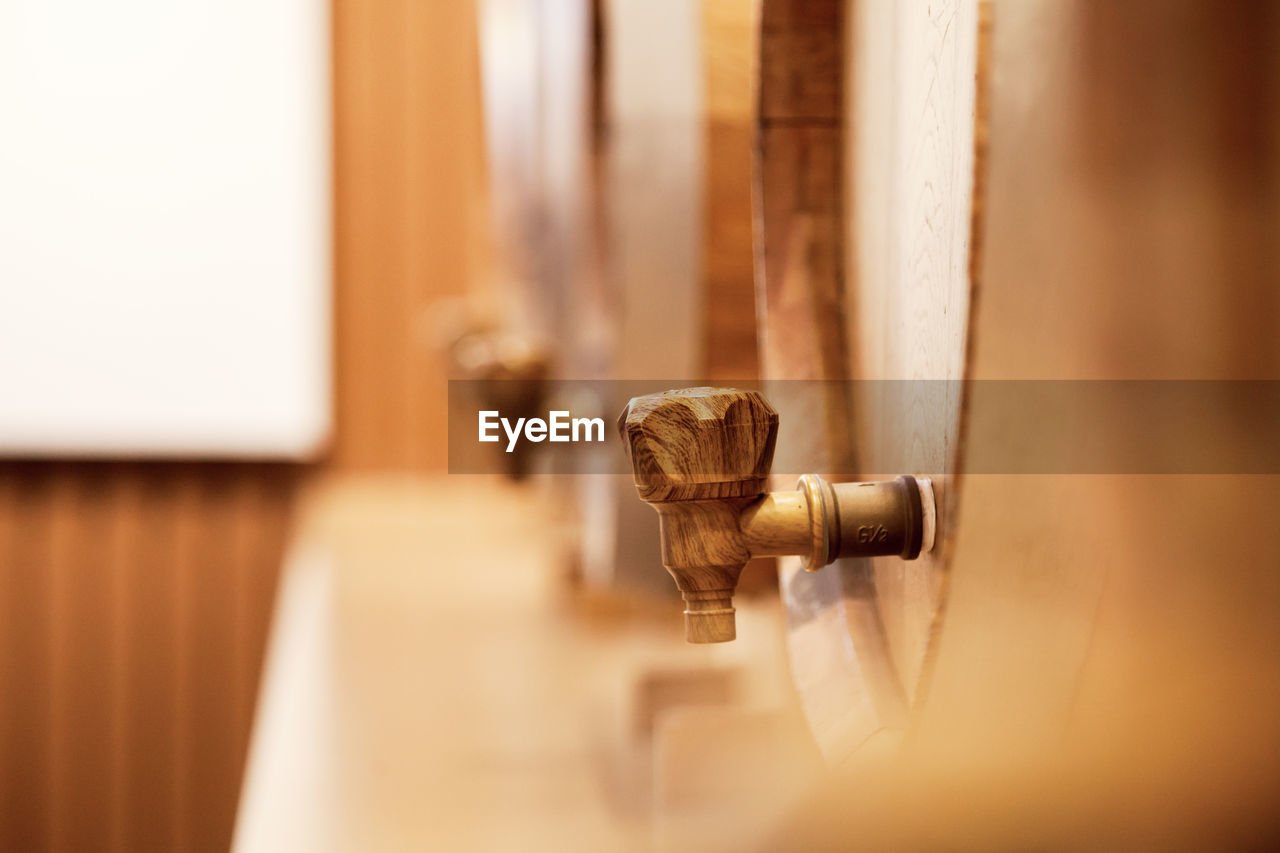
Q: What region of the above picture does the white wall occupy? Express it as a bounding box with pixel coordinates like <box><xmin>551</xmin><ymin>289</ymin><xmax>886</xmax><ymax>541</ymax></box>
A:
<box><xmin>0</xmin><ymin>0</ymin><xmax>331</xmax><ymax>457</ymax></box>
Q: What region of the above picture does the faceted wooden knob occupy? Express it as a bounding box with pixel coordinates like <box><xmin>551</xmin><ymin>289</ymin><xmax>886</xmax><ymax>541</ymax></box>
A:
<box><xmin>617</xmin><ymin>387</ymin><xmax>779</xmax><ymax>502</ymax></box>
<box><xmin>618</xmin><ymin>388</ymin><xmax>933</xmax><ymax>644</ymax></box>
<box><xmin>618</xmin><ymin>388</ymin><xmax>780</xmax><ymax>643</ymax></box>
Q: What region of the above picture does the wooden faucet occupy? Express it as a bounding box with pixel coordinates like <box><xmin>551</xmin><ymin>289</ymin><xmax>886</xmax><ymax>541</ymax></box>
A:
<box><xmin>618</xmin><ymin>387</ymin><xmax>934</xmax><ymax>643</ymax></box>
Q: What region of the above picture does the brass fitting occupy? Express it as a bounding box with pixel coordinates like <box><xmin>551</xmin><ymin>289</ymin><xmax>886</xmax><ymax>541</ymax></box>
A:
<box><xmin>618</xmin><ymin>387</ymin><xmax>934</xmax><ymax>643</ymax></box>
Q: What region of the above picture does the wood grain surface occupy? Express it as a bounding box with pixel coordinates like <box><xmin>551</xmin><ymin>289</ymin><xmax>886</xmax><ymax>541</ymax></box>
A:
<box><xmin>754</xmin><ymin>0</ymin><xmax>985</xmax><ymax>761</ymax></box>
<box><xmin>332</xmin><ymin>0</ymin><xmax>490</xmax><ymax>471</ymax></box>
<box><xmin>917</xmin><ymin>0</ymin><xmax>1280</xmax><ymax>770</ymax></box>
<box><xmin>842</xmin><ymin>0</ymin><xmax>984</xmax><ymax>724</ymax></box>
<box><xmin>620</xmin><ymin>388</ymin><xmax>781</xmax><ymax>642</ymax></box>
<box><xmin>0</xmin><ymin>463</ymin><xmax>298</xmax><ymax>852</ymax></box>
<box><xmin>775</xmin><ymin>0</ymin><xmax>1280</xmax><ymax>846</ymax></box>
<box><xmin>755</xmin><ymin>0</ymin><xmax>872</xmax><ymax>759</ymax></box>
<box><xmin>701</xmin><ymin>0</ymin><xmax>761</xmax><ymax>380</ymax></box>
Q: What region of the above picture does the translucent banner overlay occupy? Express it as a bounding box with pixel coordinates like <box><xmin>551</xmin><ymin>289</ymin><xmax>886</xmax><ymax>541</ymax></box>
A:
<box><xmin>448</xmin><ymin>380</ymin><xmax>1280</xmax><ymax>476</ymax></box>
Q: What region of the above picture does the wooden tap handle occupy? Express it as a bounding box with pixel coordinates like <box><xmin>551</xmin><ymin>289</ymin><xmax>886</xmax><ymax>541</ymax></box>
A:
<box><xmin>617</xmin><ymin>389</ymin><xmax>933</xmax><ymax>644</ymax></box>
<box><xmin>617</xmin><ymin>387</ymin><xmax>779</xmax><ymax>502</ymax></box>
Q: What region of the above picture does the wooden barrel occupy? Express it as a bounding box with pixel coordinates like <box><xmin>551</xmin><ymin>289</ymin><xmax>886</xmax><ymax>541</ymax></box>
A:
<box><xmin>754</xmin><ymin>0</ymin><xmax>1280</xmax><ymax>844</ymax></box>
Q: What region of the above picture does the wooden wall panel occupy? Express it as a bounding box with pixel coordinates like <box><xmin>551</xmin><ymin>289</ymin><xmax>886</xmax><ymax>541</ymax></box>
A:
<box><xmin>332</xmin><ymin>0</ymin><xmax>490</xmax><ymax>471</ymax></box>
<box><xmin>0</xmin><ymin>1</ymin><xmax>490</xmax><ymax>850</ymax></box>
<box><xmin>0</xmin><ymin>464</ymin><xmax>299</xmax><ymax>852</ymax></box>
<box><xmin>0</xmin><ymin>3</ymin><xmax>493</xmax><ymax>850</ymax></box>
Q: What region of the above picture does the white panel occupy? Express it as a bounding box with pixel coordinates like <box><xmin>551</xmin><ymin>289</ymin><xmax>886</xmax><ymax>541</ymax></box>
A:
<box><xmin>0</xmin><ymin>0</ymin><xmax>330</xmax><ymax>457</ymax></box>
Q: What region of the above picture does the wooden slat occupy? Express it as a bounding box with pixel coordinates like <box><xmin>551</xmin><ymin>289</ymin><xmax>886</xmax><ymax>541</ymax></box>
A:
<box><xmin>702</xmin><ymin>0</ymin><xmax>769</xmax><ymax>580</ymax></box>
<box><xmin>107</xmin><ymin>467</ymin><xmax>147</xmax><ymax>853</ymax></box>
<box><xmin>120</xmin><ymin>469</ymin><xmax>181</xmax><ymax>852</ymax></box>
<box><xmin>701</xmin><ymin>0</ymin><xmax>761</xmax><ymax>380</ymax></box>
<box><xmin>49</xmin><ymin>467</ymin><xmax>116</xmax><ymax>853</ymax></box>
<box><xmin>0</xmin><ymin>466</ymin><xmax>55</xmax><ymax>851</ymax></box>
<box><xmin>759</xmin><ymin>0</ymin><xmax>842</xmax><ymax>122</ymax></box>
<box><xmin>756</xmin><ymin>0</ymin><xmax>854</xmax><ymax>475</ymax></box>
<box><xmin>181</xmin><ymin>472</ymin><xmax>239</xmax><ymax>849</ymax></box>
